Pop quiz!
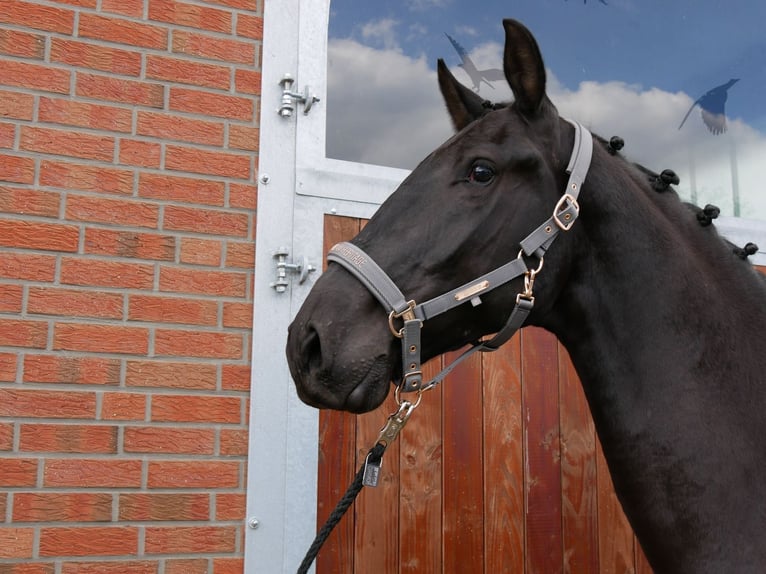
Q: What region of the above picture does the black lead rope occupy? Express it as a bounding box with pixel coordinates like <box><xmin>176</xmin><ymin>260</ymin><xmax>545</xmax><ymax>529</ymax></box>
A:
<box><xmin>296</xmin><ymin>397</ymin><xmax>419</xmax><ymax>574</ymax></box>
<box><xmin>296</xmin><ymin>442</ymin><xmax>386</xmax><ymax>574</ymax></box>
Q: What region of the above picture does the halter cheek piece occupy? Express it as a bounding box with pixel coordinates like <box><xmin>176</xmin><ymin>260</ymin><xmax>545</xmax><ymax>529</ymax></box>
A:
<box><xmin>327</xmin><ymin>121</ymin><xmax>593</xmax><ymax>394</ymax></box>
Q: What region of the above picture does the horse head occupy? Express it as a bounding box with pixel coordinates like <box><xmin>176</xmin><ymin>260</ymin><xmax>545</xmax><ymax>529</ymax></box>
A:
<box><xmin>287</xmin><ymin>19</ymin><xmax>586</xmax><ymax>413</ymax></box>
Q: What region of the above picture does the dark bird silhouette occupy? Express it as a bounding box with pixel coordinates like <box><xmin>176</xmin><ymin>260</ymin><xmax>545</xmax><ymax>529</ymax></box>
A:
<box><xmin>678</xmin><ymin>79</ymin><xmax>739</xmax><ymax>135</ymax></box>
<box><xmin>566</xmin><ymin>0</ymin><xmax>608</xmax><ymax>4</ymax></box>
<box><xmin>444</xmin><ymin>33</ymin><xmax>504</xmax><ymax>92</ymax></box>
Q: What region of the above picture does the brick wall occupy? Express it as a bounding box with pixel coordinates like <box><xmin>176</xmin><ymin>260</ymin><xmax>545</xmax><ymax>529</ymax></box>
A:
<box><xmin>0</xmin><ymin>1</ymin><xmax>261</xmax><ymax>572</ymax></box>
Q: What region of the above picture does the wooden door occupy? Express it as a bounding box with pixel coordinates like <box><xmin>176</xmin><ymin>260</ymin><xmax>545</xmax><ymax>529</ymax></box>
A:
<box><xmin>316</xmin><ymin>214</ymin><xmax>655</xmax><ymax>574</ymax></box>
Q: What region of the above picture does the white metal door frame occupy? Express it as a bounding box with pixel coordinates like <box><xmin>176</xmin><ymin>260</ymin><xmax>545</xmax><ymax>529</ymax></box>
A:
<box><xmin>244</xmin><ymin>0</ymin><xmax>406</xmax><ymax>572</ymax></box>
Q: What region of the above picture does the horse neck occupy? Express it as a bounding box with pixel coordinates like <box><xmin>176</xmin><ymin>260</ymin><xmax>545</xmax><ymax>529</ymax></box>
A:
<box><xmin>541</xmin><ymin>154</ymin><xmax>766</xmax><ymax>571</ymax></box>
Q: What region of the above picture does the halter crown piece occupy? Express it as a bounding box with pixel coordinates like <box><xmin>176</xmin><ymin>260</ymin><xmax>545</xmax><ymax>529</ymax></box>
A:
<box><xmin>327</xmin><ymin>121</ymin><xmax>593</xmax><ymax>393</ymax></box>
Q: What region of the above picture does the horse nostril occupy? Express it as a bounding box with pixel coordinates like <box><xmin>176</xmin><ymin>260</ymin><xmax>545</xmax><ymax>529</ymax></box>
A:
<box><xmin>301</xmin><ymin>324</ymin><xmax>323</xmax><ymax>375</ymax></box>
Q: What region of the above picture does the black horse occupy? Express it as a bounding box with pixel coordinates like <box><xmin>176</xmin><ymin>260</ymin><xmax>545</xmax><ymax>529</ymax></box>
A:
<box><xmin>287</xmin><ymin>19</ymin><xmax>766</xmax><ymax>573</ymax></box>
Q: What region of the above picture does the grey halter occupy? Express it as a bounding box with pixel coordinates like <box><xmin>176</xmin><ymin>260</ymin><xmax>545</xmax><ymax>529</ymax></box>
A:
<box><xmin>327</xmin><ymin>121</ymin><xmax>593</xmax><ymax>393</ymax></box>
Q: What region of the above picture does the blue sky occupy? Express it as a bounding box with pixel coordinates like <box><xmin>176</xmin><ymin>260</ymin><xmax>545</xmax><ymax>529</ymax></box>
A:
<box><xmin>329</xmin><ymin>0</ymin><xmax>765</xmax><ymax>127</ymax></box>
<box><xmin>324</xmin><ymin>1</ymin><xmax>766</xmax><ymax>219</ymax></box>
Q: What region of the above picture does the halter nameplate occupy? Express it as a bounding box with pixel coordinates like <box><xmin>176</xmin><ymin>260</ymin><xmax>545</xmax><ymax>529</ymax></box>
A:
<box><xmin>327</xmin><ymin>121</ymin><xmax>593</xmax><ymax>392</ymax></box>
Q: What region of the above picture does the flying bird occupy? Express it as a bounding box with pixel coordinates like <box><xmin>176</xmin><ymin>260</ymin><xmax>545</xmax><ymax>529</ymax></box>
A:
<box><xmin>678</xmin><ymin>79</ymin><xmax>739</xmax><ymax>135</ymax></box>
<box><xmin>444</xmin><ymin>33</ymin><xmax>505</xmax><ymax>92</ymax></box>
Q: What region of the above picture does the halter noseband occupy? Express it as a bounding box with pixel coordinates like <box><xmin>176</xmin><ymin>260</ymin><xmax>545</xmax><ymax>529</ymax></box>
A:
<box><xmin>326</xmin><ymin>121</ymin><xmax>593</xmax><ymax>393</ymax></box>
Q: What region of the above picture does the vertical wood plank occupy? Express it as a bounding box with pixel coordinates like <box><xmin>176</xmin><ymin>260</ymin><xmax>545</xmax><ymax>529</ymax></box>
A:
<box><xmin>442</xmin><ymin>348</ymin><xmax>484</xmax><ymax>573</ymax></box>
<box><xmin>558</xmin><ymin>343</ymin><xmax>599</xmax><ymax>574</ymax></box>
<box><xmin>634</xmin><ymin>537</ymin><xmax>654</xmax><ymax>574</ymax></box>
<box><xmin>400</xmin><ymin>356</ymin><xmax>443</xmax><ymax>574</ymax></box>
<box><xmin>483</xmin><ymin>334</ymin><xmax>525</xmax><ymax>574</ymax></box>
<box><xmin>353</xmin><ymin>391</ymin><xmax>401</xmax><ymax>573</ymax></box>
<box><xmin>596</xmin><ymin>440</ymin><xmax>635</xmax><ymax>574</ymax></box>
<box><xmin>316</xmin><ymin>215</ymin><xmax>362</xmax><ymax>574</ymax></box>
<box><xmin>522</xmin><ymin>327</ymin><xmax>563</xmax><ymax>574</ymax></box>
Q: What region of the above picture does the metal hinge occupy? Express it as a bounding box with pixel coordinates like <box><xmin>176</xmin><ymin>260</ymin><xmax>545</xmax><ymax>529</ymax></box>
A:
<box><xmin>270</xmin><ymin>248</ymin><xmax>316</xmax><ymax>293</ymax></box>
<box><xmin>278</xmin><ymin>74</ymin><xmax>320</xmax><ymax>117</ymax></box>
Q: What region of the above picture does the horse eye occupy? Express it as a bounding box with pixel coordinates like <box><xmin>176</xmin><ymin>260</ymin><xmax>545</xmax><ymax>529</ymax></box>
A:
<box><xmin>468</xmin><ymin>164</ymin><xmax>495</xmax><ymax>185</ymax></box>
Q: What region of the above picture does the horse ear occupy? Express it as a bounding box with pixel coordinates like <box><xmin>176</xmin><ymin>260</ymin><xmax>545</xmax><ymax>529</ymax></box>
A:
<box><xmin>502</xmin><ymin>19</ymin><xmax>546</xmax><ymax>116</ymax></box>
<box><xmin>437</xmin><ymin>58</ymin><xmax>487</xmax><ymax>131</ymax></box>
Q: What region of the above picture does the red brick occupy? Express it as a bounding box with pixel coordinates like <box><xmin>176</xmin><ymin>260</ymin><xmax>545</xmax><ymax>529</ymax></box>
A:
<box><xmin>0</xmin><ymin>90</ymin><xmax>34</xmax><ymax>120</ymax></box>
<box><xmin>229</xmin><ymin>182</ymin><xmax>257</xmax><ymax>210</ymax></box>
<box><xmin>0</xmin><ymin>28</ymin><xmax>45</xmax><ymax>59</ymax></box>
<box><xmin>101</xmin><ymin>392</ymin><xmax>147</xmax><ymax>421</ymax></box>
<box><xmin>77</xmin><ymin>72</ymin><xmax>164</xmax><ymax>108</ymax></box>
<box><xmin>172</xmin><ymin>30</ymin><xmax>255</xmax><ymax>64</ymax></box>
<box><xmin>236</xmin><ymin>13</ymin><xmax>263</xmax><ymax>40</ymax></box>
<box><xmin>119</xmin><ymin>492</ymin><xmax>209</xmax><ymax>521</ymax></box>
<box><xmin>66</xmin><ymin>194</ymin><xmax>159</xmax><ymax>228</ymax></box>
<box><xmin>39</xmin><ymin>97</ymin><xmax>132</xmax><ymax>132</ymax></box>
<box><xmin>221</xmin><ymin>364</ymin><xmax>250</xmax><ymax>391</ymax></box>
<box><xmin>220</xmin><ymin>429</ymin><xmax>248</xmax><ymax>457</ymax></box>
<box><xmin>13</xmin><ymin>493</ymin><xmax>112</xmax><ymax>522</ymax></box>
<box><xmin>20</xmin><ymin>126</ymin><xmax>114</xmax><ymax>162</ymax></box>
<box><xmin>229</xmin><ymin>124</ymin><xmax>259</xmax><ymax>151</ymax></box>
<box><xmin>0</xmin><ymin>563</ymin><xmax>57</xmax><ymax>574</ymax></box>
<box><xmin>84</xmin><ymin>228</ymin><xmax>175</xmax><ymax>260</ymax></box>
<box><xmin>145</xmin><ymin>525</ymin><xmax>236</xmax><ymax>554</ymax></box>
<box><xmin>54</xmin><ymin>0</ymin><xmax>98</xmax><ymax>7</ymax></box>
<box><xmin>0</xmin><ymin>458</ymin><xmax>39</xmax><ymax>487</ymax></box>
<box><xmin>19</xmin><ymin>424</ymin><xmax>117</xmax><ymax>454</ymax></box>
<box><xmin>216</xmin><ymin>492</ymin><xmax>246</xmax><ymax>520</ymax></box>
<box><xmin>0</xmin><ymin>352</ymin><xmax>17</xmax><ymax>382</ymax></box>
<box><xmin>163</xmin><ymin>205</ymin><xmax>248</xmax><ymax>237</ymax></box>
<box><xmin>213</xmin><ymin>558</ymin><xmax>244</xmax><ymax>574</ymax></box>
<box><xmin>0</xmin><ymin>423</ymin><xmax>13</xmax><ymax>450</ymax></box>
<box><xmin>138</xmin><ymin>173</ymin><xmax>225</xmax><ymax>206</ymax></box>
<box><xmin>0</xmin><ymin>528</ymin><xmax>35</xmax><ymax>558</ymax></box>
<box><xmin>164</xmin><ymin>560</ymin><xmax>208</xmax><ymax>574</ymax></box>
<box><xmin>40</xmin><ymin>160</ymin><xmax>133</xmax><ymax>195</ymax></box>
<box><xmin>128</xmin><ymin>294</ymin><xmax>218</xmax><ymax>326</ymax></box>
<box><xmin>0</xmin><ymin>1</ymin><xmax>75</xmax><ymax>34</ymax></box>
<box><xmin>154</xmin><ymin>328</ymin><xmax>244</xmax><ymax>360</ymax></box>
<box><xmin>0</xmin><ymin>319</ymin><xmax>48</xmax><ymax>348</ymax></box>
<box><xmin>61</xmin><ymin>562</ymin><xmax>157</xmax><ymax>574</ymax></box>
<box><xmin>0</xmin><ymin>186</ymin><xmax>61</xmax><ymax>217</ymax></box>
<box><xmin>0</xmin><ymin>122</ymin><xmax>14</xmax><ymax>148</ymax></box>
<box><xmin>28</xmin><ymin>287</ymin><xmax>124</xmax><ymax>319</ymax></box>
<box><xmin>1</xmin><ymin>60</ymin><xmax>71</xmax><ymax>94</ymax></box>
<box><xmin>200</xmin><ymin>0</ymin><xmax>257</xmax><ymax>9</ymax></box>
<box><xmin>60</xmin><ymin>257</ymin><xmax>155</xmax><ymax>289</ymax></box>
<box><xmin>78</xmin><ymin>13</ymin><xmax>168</xmax><ymax>49</ymax></box>
<box><xmin>39</xmin><ymin>526</ymin><xmax>138</xmax><ymax>556</ymax></box>
<box><xmin>169</xmin><ymin>87</ymin><xmax>253</xmax><ymax>120</ymax></box>
<box><xmin>159</xmin><ymin>266</ymin><xmax>246</xmax><ymax>297</ymax></box>
<box><xmin>148</xmin><ymin>0</ymin><xmax>232</xmax><ymax>33</ymax></box>
<box><xmin>235</xmin><ymin>68</ymin><xmax>261</xmax><ymax>95</ymax></box>
<box><xmin>101</xmin><ymin>0</ymin><xmax>144</xmax><ymax>16</ymax></box>
<box><xmin>44</xmin><ymin>459</ymin><xmax>142</xmax><ymax>487</ymax></box>
<box><xmin>151</xmin><ymin>394</ymin><xmax>241</xmax><ymax>423</ymax></box>
<box><xmin>146</xmin><ymin>55</ymin><xmax>230</xmax><ymax>90</ymax></box>
<box><xmin>136</xmin><ymin>111</ymin><xmax>224</xmax><ymax>147</ymax></box>
<box><xmin>119</xmin><ymin>139</ymin><xmax>162</xmax><ymax>168</ymax></box>
<box><xmin>124</xmin><ymin>426</ymin><xmax>215</xmax><ymax>455</ymax></box>
<box><xmin>0</xmin><ymin>491</ymin><xmax>5</xmax><ymax>515</ymax></box>
<box><xmin>223</xmin><ymin>302</ymin><xmax>252</xmax><ymax>329</ymax></box>
<box><xmin>0</xmin><ymin>252</ymin><xmax>57</xmax><ymax>281</ymax></box>
<box><xmin>0</xmin><ymin>389</ymin><xmax>95</xmax><ymax>418</ymax></box>
<box><xmin>180</xmin><ymin>237</ymin><xmax>222</xmax><ymax>266</ymax></box>
<box><xmin>0</xmin><ymin>219</ymin><xmax>79</xmax><ymax>251</ymax></box>
<box><xmin>0</xmin><ymin>154</ymin><xmax>35</xmax><ymax>184</ymax></box>
<box><xmin>165</xmin><ymin>145</ymin><xmax>250</xmax><ymax>178</ymax></box>
<box><xmin>50</xmin><ymin>38</ymin><xmax>142</xmax><ymax>75</ymax></box>
<box><xmin>225</xmin><ymin>241</ymin><xmax>255</xmax><ymax>268</ymax></box>
<box><xmin>125</xmin><ymin>360</ymin><xmax>217</xmax><ymax>390</ymax></box>
<box><xmin>53</xmin><ymin>323</ymin><xmax>150</xmax><ymax>355</ymax></box>
<box><xmin>0</xmin><ymin>284</ymin><xmax>23</xmax><ymax>312</ymax></box>
<box><xmin>23</xmin><ymin>355</ymin><xmax>121</xmax><ymax>386</ymax></box>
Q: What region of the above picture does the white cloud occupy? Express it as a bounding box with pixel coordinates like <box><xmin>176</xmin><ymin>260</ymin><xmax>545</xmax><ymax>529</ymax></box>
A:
<box><xmin>360</xmin><ymin>19</ymin><xmax>401</xmax><ymax>52</ymax></box>
<box><xmin>326</xmin><ymin>39</ymin><xmax>766</xmax><ymax>219</ymax></box>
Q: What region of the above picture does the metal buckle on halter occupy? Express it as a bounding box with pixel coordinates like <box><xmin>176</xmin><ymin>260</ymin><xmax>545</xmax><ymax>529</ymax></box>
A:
<box><xmin>553</xmin><ymin>193</ymin><xmax>580</xmax><ymax>231</ymax></box>
<box><xmin>388</xmin><ymin>300</ymin><xmax>418</xmax><ymax>338</ymax></box>
<box><xmin>515</xmin><ymin>250</ymin><xmax>544</xmax><ymax>304</ymax></box>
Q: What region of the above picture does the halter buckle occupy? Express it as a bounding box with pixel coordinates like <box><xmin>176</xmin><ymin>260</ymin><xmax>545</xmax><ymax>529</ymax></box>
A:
<box><xmin>388</xmin><ymin>300</ymin><xmax>418</xmax><ymax>338</ymax></box>
<box><xmin>553</xmin><ymin>193</ymin><xmax>580</xmax><ymax>231</ymax></box>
